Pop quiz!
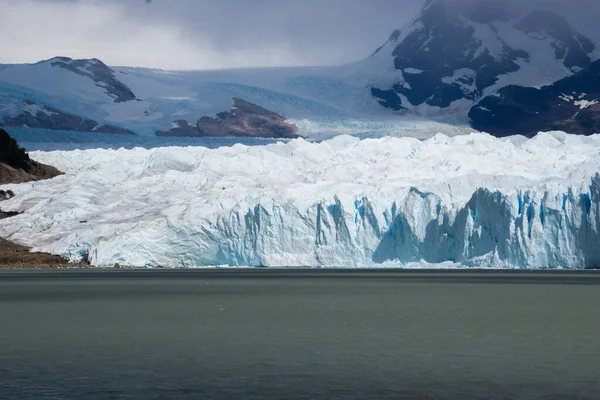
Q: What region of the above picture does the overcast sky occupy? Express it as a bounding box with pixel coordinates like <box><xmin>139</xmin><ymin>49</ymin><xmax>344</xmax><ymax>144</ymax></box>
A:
<box><xmin>0</xmin><ymin>0</ymin><xmax>425</xmax><ymax>70</ymax></box>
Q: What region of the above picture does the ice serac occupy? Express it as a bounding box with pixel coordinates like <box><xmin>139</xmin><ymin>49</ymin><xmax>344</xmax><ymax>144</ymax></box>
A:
<box><xmin>0</xmin><ymin>132</ymin><xmax>599</xmax><ymax>269</ymax></box>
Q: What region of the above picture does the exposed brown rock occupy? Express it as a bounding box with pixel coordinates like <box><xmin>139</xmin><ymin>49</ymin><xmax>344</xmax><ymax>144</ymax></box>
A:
<box><xmin>156</xmin><ymin>120</ymin><xmax>199</xmax><ymax>137</ymax></box>
<box><xmin>157</xmin><ymin>98</ymin><xmax>300</xmax><ymax>139</ymax></box>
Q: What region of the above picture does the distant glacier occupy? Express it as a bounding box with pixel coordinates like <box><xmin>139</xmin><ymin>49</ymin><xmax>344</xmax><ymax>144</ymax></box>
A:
<box><xmin>0</xmin><ymin>131</ymin><xmax>599</xmax><ymax>269</ymax></box>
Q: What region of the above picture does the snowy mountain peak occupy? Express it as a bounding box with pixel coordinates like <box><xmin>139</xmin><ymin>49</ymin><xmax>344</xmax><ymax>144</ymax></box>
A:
<box><xmin>517</xmin><ymin>11</ymin><xmax>595</xmax><ymax>71</ymax></box>
<box><xmin>370</xmin><ymin>0</ymin><xmax>597</xmax><ymax>115</ymax></box>
<box><xmin>36</xmin><ymin>56</ymin><xmax>137</xmax><ymax>103</ymax></box>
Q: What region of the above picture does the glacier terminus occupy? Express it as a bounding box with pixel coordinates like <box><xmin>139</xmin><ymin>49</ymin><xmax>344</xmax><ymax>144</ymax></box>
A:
<box><xmin>0</xmin><ymin>131</ymin><xmax>599</xmax><ymax>269</ymax></box>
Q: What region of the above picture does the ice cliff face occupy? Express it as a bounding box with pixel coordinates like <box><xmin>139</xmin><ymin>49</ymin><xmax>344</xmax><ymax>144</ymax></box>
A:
<box><xmin>0</xmin><ymin>132</ymin><xmax>599</xmax><ymax>269</ymax></box>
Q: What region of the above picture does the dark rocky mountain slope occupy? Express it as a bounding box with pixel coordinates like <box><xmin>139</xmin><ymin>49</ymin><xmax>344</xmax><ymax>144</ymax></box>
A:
<box><xmin>2</xmin><ymin>100</ymin><xmax>136</xmax><ymax>135</ymax></box>
<box><xmin>470</xmin><ymin>60</ymin><xmax>600</xmax><ymax>136</ymax></box>
<box><xmin>45</xmin><ymin>57</ymin><xmax>137</xmax><ymax>103</ymax></box>
<box><xmin>370</xmin><ymin>0</ymin><xmax>596</xmax><ymax>113</ymax></box>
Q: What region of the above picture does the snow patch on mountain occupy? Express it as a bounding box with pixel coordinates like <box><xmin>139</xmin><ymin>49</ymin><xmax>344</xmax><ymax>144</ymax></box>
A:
<box><xmin>575</xmin><ymin>99</ymin><xmax>599</xmax><ymax>110</ymax></box>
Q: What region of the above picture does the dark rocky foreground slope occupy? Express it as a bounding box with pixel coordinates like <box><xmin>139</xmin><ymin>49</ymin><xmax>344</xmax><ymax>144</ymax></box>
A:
<box><xmin>470</xmin><ymin>60</ymin><xmax>600</xmax><ymax>137</ymax></box>
<box><xmin>157</xmin><ymin>98</ymin><xmax>300</xmax><ymax>138</ymax></box>
<box><xmin>0</xmin><ymin>237</ymin><xmax>88</xmax><ymax>269</ymax></box>
<box><xmin>0</xmin><ymin>129</ymin><xmax>84</xmax><ymax>268</ymax></box>
<box><xmin>0</xmin><ymin>128</ymin><xmax>63</xmax><ymax>184</ymax></box>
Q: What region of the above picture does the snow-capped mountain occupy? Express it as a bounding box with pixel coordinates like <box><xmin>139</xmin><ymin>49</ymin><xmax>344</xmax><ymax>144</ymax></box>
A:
<box><xmin>0</xmin><ymin>0</ymin><xmax>598</xmax><ymax>139</ymax></box>
<box><xmin>0</xmin><ymin>56</ymin><xmax>470</xmax><ymax>139</ymax></box>
<box><xmin>369</xmin><ymin>0</ymin><xmax>597</xmax><ymax>115</ymax></box>
<box><xmin>0</xmin><ymin>57</ymin><xmax>145</xmax><ymax>134</ymax></box>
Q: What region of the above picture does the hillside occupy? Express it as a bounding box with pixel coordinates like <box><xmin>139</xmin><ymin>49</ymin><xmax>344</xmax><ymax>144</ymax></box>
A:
<box><xmin>0</xmin><ymin>129</ymin><xmax>62</xmax><ymax>184</ymax></box>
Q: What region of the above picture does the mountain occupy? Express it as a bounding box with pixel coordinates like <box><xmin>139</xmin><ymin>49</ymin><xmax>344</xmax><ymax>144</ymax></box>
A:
<box><xmin>368</xmin><ymin>0</ymin><xmax>597</xmax><ymax>116</ymax></box>
<box><xmin>0</xmin><ymin>57</ymin><xmax>358</xmax><ymax>139</ymax></box>
<box><xmin>0</xmin><ymin>0</ymin><xmax>598</xmax><ymax>139</ymax></box>
<box><xmin>0</xmin><ymin>55</ymin><xmax>468</xmax><ymax>140</ymax></box>
<box><xmin>470</xmin><ymin>60</ymin><xmax>600</xmax><ymax>136</ymax></box>
<box><xmin>0</xmin><ymin>57</ymin><xmax>139</xmax><ymax>135</ymax></box>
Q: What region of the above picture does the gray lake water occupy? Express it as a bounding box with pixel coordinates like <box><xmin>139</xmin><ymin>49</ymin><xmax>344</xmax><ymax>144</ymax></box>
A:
<box><xmin>1</xmin><ymin>269</ymin><xmax>600</xmax><ymax>400</ymax></box>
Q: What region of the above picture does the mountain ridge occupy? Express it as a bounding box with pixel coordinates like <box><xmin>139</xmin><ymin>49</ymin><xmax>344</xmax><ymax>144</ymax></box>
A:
<box><xmin>0</xmin><ymin>0</ymin><xmax>598</xmax><ymax>138</ymax></box>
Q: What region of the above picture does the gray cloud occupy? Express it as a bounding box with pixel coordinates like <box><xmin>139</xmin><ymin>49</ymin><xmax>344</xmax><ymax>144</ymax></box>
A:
<box><xmin>0</xmin><ymin>0</ymin><xmax>597</xmax><ymax>70</ymax></box>
<box><xmin>0</xmin><ymin>0</ymin><xmax>424</xmax><ymax>69</ymax></box>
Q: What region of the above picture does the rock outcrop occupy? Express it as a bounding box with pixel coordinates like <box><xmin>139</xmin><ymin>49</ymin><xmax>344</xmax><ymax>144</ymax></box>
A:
<box><xmin>0</xmin><ymin>128</ymin><xmax>62</xmax><ymax>184</ymax></box>
<box><xmin>2</xmin><ymin>100</ymin><xmax>137</xmax><ymax>135</ymax></box>
<box><xmin>157</xmin><ymin>98</ymin><xmax>300</xmax><ymax>139</ymax></box>
<box><xmin>47</xmin><ymin>57</ymin><xmax>137</xmax><ymax>103</ymax></box>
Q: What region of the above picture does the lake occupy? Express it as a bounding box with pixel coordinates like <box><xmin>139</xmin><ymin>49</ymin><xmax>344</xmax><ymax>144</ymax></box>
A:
<box><xmin>1</xmin><ymin>269</ymin><xmax>600</xmax><ymax>399</ymax></box>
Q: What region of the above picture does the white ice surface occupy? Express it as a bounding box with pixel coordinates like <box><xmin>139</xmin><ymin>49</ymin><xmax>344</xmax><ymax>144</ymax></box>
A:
<box><xmin>1</xmin><ymin>131</ymin><xmax>599</xmax><ymax>269</ymax></box>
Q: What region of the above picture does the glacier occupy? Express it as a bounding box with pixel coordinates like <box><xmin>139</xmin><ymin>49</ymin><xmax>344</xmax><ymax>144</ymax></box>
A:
<box><xmin>0</xmin><ymin>131</ymin><xmax>599</xmax><ymax>269</ymax></box>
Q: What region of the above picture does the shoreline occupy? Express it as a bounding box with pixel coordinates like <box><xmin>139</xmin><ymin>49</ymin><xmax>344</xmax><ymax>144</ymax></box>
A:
<box><xmin>0</xmin><ymin>237</ymin><xmax>89</xmax><ymax>270</ymax></box>
<box><xmin>1</xmin><ymin>265</ymin><xmax>599</xmax><ymax>273</ymax></box>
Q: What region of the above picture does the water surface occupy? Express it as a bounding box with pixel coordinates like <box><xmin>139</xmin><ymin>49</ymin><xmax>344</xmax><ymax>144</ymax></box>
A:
<box><xmin>1</xmin><ymin>269</ymin><xmax>600</xmax><ymax>399</ymax></box>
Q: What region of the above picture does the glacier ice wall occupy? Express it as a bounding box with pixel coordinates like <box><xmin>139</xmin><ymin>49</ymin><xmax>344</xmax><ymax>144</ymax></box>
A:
<box><xmin>0</xmin><ymin>132</ymin><xmax>599</xmax><ymax>268</ymax></box>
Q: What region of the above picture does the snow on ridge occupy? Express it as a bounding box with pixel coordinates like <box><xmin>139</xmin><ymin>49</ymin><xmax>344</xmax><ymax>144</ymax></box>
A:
<box><xmin>0</xmin><ymin>131</ymin><xmax>599</xmax><ymax>269</ymax></box>
<box><xmin>575</xmin><ymin>99</ymin><xmax>599</xmax><ymax>110</ymax></box>
<box><xmin>23</xmin><ymin>101</ymin><xmax>57</xmax><ymax>117</ymax></box>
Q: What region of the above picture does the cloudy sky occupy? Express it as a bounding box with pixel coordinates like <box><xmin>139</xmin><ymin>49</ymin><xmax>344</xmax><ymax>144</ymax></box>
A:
<box><xmin>0</xmin><ymin>0</ymin><xmax>425</xmax><ymax>70</ymax></box>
